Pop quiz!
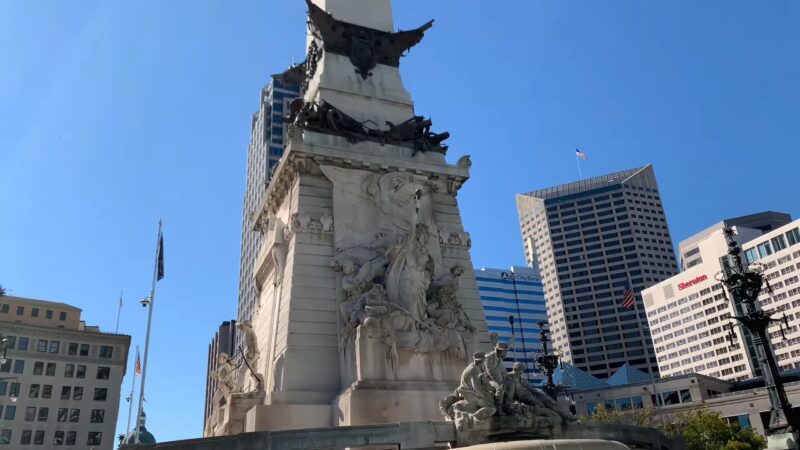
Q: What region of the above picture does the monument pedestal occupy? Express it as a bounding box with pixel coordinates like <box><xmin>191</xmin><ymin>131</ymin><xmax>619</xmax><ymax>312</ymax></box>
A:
<box><xmin>768</xmin><ymin>431</ymin><xmax>799</xmax><ymax>450</ymax></box>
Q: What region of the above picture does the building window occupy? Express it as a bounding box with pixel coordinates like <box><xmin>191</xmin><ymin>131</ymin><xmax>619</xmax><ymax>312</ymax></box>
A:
<box><xmin>41</xmin><ymin>385</ymin><xmax>51</xmax><ymax>399</ymax></box>
<box><xmin>0</xmin><ymin>304</ymin><xmax>7</xmax><ymax>313</ymax></box>
<box><xmin>64</xmin><ymin>364</ymin><xmax>74</xmax><ymax>378</ymax></box>
<box><xmin>25</xmin><ymin>407</ymin><xmax>35</xmax><ymax>421</ymax></box>
<box><xmin>758</xmin><ymin>241</ymin><xmax>773</xmax><ymax>258</ymax></box>
<box><xmin>45</xmin><ymin>363</ymin><xmax>55</xmax><ymax>376</ymax></box>
<box><xmin>90</xmin><ymin>409</ymin><xmax>105</xmax><ymax>423</ymax></box>
<box><xmin>49</xmin><ymin>341</ymin><xmax>60</xmax><ymax>354</ymax></box>
<box><xmin>16</xmin><ymin>306</ymin><xmax>24</xmax><ymax>316</ymax></box>
<box><xmin>73</xmin><ymin>387</ymin><xmax>83</xmax><ymax>401</ymax></box>
<box><xmin>96</xmin><ymin>367</ymin><xmax>110</xmax><ymax>380</ymax></box>
<box><xmin>61</xmin><ymin>386</ymin><xmax>71</xmax><ymax>400</ymax></box>
<box><xmin>20</xmin><ymin>430</ymin><xmax>32</xmax><ymax>445</ymax></box>
<box><xmin>31</xmin><ymin>308</ymin><xmax>39</xmax><ymax>318</ymax></box>
<box><xmin>36</xmin><ymin>340</ymin><xmax>47</xmax><ymax>353</ymax></box>
<box><xmin>87</xmin><ymin>432</ymin><xmax>102</xmax><ymax>446</ymax></box>
<box><xmin>67</xmin><ymin>343</ymin><xmax>78</xmax><ymax>355</ymax></box>
<box><xmin>99</xmin><ymin>346</ymin><xmax>113</xmax><ymax>359</ymax></box>
<box><xmin>45</xmin><ymin>310</ymin><xmax>53</xmax><ymax>319</ymax></box>
<box><xmin>12</xmin><ymin>360</ymin><xmax>23</xmax><ymax>374</ymax></box>
<box><xmin>59</xmin><ymin>312</ymin><xmax>67</xmax><ymax>321</ymax></box>
<box><xmin>8</xmin><ymin>383</ymin><xmax>18</xmax><ymax>398</ymax></box>
<box><xmin>787</xmin><ymin>228</ymin><xmax>800</xmax><ymax>246</ymax></box>
<box><xmin>3</xmin><ymin>406</ymin><xmax>15</xmax><ymax>421</ymax></box>
<box><xmin>0</xmin><ymin>429</ymin><xmax>10</xmax><ymax>444</ymax></box>
<box><xmin>0</xmin><ymin>360</ymin><xmax>8</xmax><ymax>373</ymax></box>
<box><xmin>53</xmin><ymin>431</ymin><xmax>64</xmax><ymax>445</ymax></box>
<box><xmin>79</xmin><ymin>344</ymin><xmax>89</xmax><ymax>356</ymax></box>
<box><xmin>69</xmin><ymin>409</ymin><xmax>79</xmax><ymax>423</ymax></box>
<box><xmin>57</xmin><ymin>408</ymin><xmax>67</xmax><ymax>423</ymax></box>
<box><xmin>76</xmin><ymin>365</ymin><xmax>86</xmax><ymax>379</ymax></box>
<box><xmin>28</xmin><ymin>384</ymin><xmax>39</xmax><ymax>398</ymax></box>
<box><xmin>17</xmin><ymin>337</ymin><xmax>28</xmax><ymax>351</ymax></box>
<box><xmin>93</xmin><ymin>388</ymin><xmax>107</xmax><ymax>401</ymax></box>
<box><xmin>33</xmin><ymin>430</ymin><xmax>44</xmax><ymax>445</ymax></box>
<box><xmin>66</xmin><ymin>431</ymin><xmax>76</xmax><ymax>446</ymax></box>
<box><xmin>37</xmin><ymin>407</ymin><xmax>48</xmax><ymax>422</ymax></box>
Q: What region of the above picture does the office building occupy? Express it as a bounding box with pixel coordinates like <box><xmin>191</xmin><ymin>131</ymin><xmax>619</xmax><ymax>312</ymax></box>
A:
<box><xmin>0</xmin><ymin>295</ymin><xmax>131</xmax><ymax>449</ymax></box>
<box><xmin>643</xmin><ymin>215</ymin><xmax>800</xmax><ymax>381</ymax></box>
<box><xmin>516</xmin><ymin>165</ymin><xmax>679</xmax><ymax>379</ymax></box>
<box><xmin>237</xmin><ymin>77</ymin><xmax>300</xmax><ymax>328</ymax></box>
<box><xmin>476</xmin><ymin>266</ymin><xmax>547</xmax><ymax>381</ymax></box>
<box><xmin>203</xmin><ymin>321</ymin><xmax>237</xmax><ymax>434</ymax></box>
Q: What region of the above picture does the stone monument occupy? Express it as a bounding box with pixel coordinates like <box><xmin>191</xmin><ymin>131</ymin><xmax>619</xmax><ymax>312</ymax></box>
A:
<box><xmin>205</xmin><ymin>0</ymin><xmax>490</xmax><ymax>435</ymax></box>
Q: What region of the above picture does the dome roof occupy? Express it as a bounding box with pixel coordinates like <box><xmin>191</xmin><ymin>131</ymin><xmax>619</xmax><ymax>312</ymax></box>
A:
<box><xmin>123</xmin><ymin>426</ymin><xmax>156</xmax><ymax>445</ymax></box>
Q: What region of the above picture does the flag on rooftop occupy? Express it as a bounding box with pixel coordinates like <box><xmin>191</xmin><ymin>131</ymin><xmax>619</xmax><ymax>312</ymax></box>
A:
<box><xmin>575</xmin><ymin>149</ymin><xmax>588</xmax><ymax>160</ymax></box>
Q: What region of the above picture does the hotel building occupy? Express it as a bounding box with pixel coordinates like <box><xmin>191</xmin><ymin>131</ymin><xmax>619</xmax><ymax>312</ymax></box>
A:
<box><xmin>476</xmin><ymin>266</ymin><xmax>547</xmax><ymax>381</ymax></box>
<box><xmin>643</xmin><ymin>213</ymin><xmax>800</xmax><ymax>381</ymax></box>
<box><xmin>0</xmin><ymin>295</ymin><xmax>131</xmax><ymax>449</ymax></box>
<box><xmin>516</xmin><ymin>165</ymin><xmax>679</xmax><ymax>379</ymax></box>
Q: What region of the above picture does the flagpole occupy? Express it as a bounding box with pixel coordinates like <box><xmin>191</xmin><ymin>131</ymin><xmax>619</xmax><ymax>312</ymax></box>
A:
<box><xmin>125</xmin><ymin>345</ymin><xmax>138</xmax><ymax>441</ymax></box>
<box><xmin>135</xmin><ymin>220</ymin><xmax>162</xmax><ymax>444</ymax></box>
<box><xmin>627</xmin><ymin>273</ymin><xmax>665</xmax><ymax>427</ymax></box>
<box><xmin>575</xmin><ymin>152</ymin><xmax>583</xmax><ymax>180</ymax></box>
<box><xmin>115</xmin><ymin>291</ymin><xmax>123</xmax><ymax>334</ymax></box>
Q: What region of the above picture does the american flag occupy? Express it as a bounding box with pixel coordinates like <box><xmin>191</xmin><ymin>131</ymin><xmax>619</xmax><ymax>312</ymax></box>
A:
<box><xmin>135</xmin><ymin>350</ymin><xmax>142</xmax><ymax>376</ymax></box>
<box><xmin>575</xmin><ymin>149</ymin><xmax>588</xmax><ymax>160</ymax></box>
<box><xmin>622</xmin><ymin>286</ymin><xmax>635</xmax><ymax>310</ymax></box>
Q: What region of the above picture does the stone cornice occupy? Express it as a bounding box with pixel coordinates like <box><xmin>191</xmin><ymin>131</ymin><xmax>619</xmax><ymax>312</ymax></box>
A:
<box><xmin>253</xmin><ymin>130</ymin><xmax>470</xmax><ymax>226</ymax></box>
<box><xmin>0</xmin><ymin>320</ymin><xmax>132</xmax><ymax>343</ymax></box>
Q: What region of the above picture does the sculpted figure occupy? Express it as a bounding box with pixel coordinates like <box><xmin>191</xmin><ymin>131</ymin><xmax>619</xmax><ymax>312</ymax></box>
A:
<box><xmin>213</xmin><ymin>353</ymin><xmax>236</xmax><ymax>399</ymax></box>
<box><xmin>385</xmin><ymin>223</ymin><xmax>434</xmax><ymax>321</ymax></box>
<box><xmin>505</xmin><ymin>362</ymin><xmax>576</xmax><ymax>425</ymax></box>
<box><xmin>441</xmin><ymin>352</ymin><xmax>497</xmax><ymax>429</ymax></box>
<box><xmin>484</xmin><ymin>342</ymin><xmax>511</xmax><ymax>413</ymax></box>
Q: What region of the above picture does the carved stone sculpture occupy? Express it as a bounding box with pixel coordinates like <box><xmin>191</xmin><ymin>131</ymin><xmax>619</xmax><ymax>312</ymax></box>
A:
<box><xmin>441</xmin><ymin>343</ymin><xmax>578</xmax><ymax>436</ymax></box>
<box><xmin>385</xmin><ymin>223</ymin><xmax>434</xmax><ymax>322</ymax></box>
<box><xmin>306</xmin><ymin>0</ymin><xmax>433</xmax><ymax>79</ymax></box>
<box><xmin>236</xmin><ymin>321</ymin><xmax>265</xmax><ymax>393</ymax></box>
<box><xmin>213</xmin><ymin>353</ymin><xmax>237</xmax><ymax>403</ymax></box>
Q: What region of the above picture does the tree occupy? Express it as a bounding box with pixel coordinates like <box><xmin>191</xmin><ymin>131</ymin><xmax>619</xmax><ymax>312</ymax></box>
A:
<box><xmin>0</xmin><ymin>285</ymin><xmax>5</xmax><ymax>296</ymax></box>
<box><xmin>586</xmin><ymin>405</ymin><xmax>766</xmax><ymax>450</ymax></box>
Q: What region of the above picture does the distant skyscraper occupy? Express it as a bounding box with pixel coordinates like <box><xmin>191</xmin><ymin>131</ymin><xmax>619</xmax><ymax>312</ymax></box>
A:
<box><xmin>203</xmin><ymin>320</ymin><xmax>237</xmax><ymax>434</ymax></box>
<box><xmin>237</xmin><ymin>76</ymin><xmax>300</xmax><ymax>327</ymax></box>
<box><xmin>516</xmin><ymin>165</ymin><xmax>679</xmax><ymax>379</ymax></box>
<box><xmin>476</xmin><ymin>266</ymin><xmax>547</xmax><ymax>381</ymax></box>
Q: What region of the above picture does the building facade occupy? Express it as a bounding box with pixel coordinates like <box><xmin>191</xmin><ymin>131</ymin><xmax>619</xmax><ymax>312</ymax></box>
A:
<box><xmin>203</xmin><ymin>321</ymin><xmax>237</xmax><ymax>433</ymax></box>
<box><xmin>237</xmin><ymin>77</ymin><xmax>300</xmax><ymax>328</ymax></box>
<box><xmin>643</xmin><ymin>215</ymin><xmax>800</xmax><ymax>381</ymax></box>
<box><xmin>516</xmin><ymin>165</ymin><xmax>679</xmax><ymax>379</ymax></box>
<box><xmin>476</xmin><ymin>266</ymin><xmax>547</xmax><ymax>381</ymax></box>
<box><xmin>0</xmin><ymin>295</ymin><xmax>131</xmax><ymax>449</ymax></box>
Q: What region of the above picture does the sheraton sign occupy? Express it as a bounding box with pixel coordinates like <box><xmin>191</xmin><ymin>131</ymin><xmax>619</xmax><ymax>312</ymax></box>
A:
<box><xmin>678</xmin><ymin>274</ymin><xmax>708</xmax><ymax>290</ymax></box>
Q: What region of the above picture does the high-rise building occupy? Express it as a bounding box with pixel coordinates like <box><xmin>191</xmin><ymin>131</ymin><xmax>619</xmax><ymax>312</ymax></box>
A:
<box><xmin>0</xmin><ymin>295</ymin><xmax>131</xmax><ymax>449</ymax></box>
<box><xmin>237</xmin><ymin>77</ymin><xmax>300</xmax><ymax>327</ymax></box>
<box><xmin>203</xmin><ymin>321</ymin><xmax>237</xmax><ymax>433</ymax></box>
<box><xmin>516</xmin><ymin>165</ymin><xmax>679</xmax><ymax>379</ymax></box>
<box><xmin>643</xmin><ymin>214</ymin><xmax>800</xmax><ymax>381</ymax></box>
<box><xmin>475</xmin><ymin>266</ymin><xmax>547</xmax><ymax>381</ymax></box>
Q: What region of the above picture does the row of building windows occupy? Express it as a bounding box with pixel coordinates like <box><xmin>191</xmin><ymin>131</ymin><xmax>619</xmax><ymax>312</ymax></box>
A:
<box><xmin>744</xmin><ymin>228</ymin><xmax>800</xmax><ymax>264</ymax></box>
<box><xmin>0</xmin><ymin>359</ymin><xmax>111</xmax><ymax>380</ymax></box>
<box><xmin>2</xmin><ymin>335</ymin><xmax>114</xmax><ymax>359</ymax></box>
<box><xmin>0</xmin><ymin>381</ymin><xmax>108</xmax><ymax>402</ymax></box>
<box><xmin>0</xmin><ymin>429</ymin><xmax>102</xmax><ymax>446</ymax></box>
<box><xmin>0</xmin><ymin>405</ymin><xmax>105</xmax><ymax>423</ymax></box>
<box><xmin>0</xmin><ymin>305</ymin><xmax>67</xmax><ymax>321</ymax></box>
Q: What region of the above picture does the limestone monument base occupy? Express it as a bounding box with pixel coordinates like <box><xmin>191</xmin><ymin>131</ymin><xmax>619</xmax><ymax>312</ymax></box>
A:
<box><xmin>461</xmin><ymin>440</ymin><xmax>629</xmax><ymax>450</ymax></box>
<box><xmin>768</xmin><ymin>431</ymin><xmax>799</xmax><ymax>450</ymax></box>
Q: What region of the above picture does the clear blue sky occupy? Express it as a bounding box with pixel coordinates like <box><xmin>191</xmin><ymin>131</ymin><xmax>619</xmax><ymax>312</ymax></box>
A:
<box><xmin>2</xmin><ymin>0</ymin><xmax>798</xmax><ymax>443</ymax></box>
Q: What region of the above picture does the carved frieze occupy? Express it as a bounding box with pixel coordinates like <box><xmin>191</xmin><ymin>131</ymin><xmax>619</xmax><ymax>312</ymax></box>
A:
<box><xmin>439</xmin><ymin>229</ymin><xmax>472</xmax><ymax>249</ymax></box>
<box><xmin>289</xmin><ymin>213</ymin><xmax>334</xmax><ymax>235</ymax></box>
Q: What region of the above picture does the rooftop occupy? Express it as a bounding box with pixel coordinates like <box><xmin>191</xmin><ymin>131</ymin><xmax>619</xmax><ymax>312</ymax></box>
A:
<box><xmin>520</xmin><ymin>165</ymin><xmax>650</xmax><ymax>201</ymax></box>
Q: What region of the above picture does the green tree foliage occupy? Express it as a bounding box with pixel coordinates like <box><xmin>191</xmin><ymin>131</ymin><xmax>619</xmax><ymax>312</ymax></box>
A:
<box><xmin>0</xmin><ymin>285</ymin><xmax>5</xmax><ymax>296</ymax></box>
<box><xmin>585</xmin><ymin>405</ymin><xmax>766</xmax><ymax>450</ymax></box>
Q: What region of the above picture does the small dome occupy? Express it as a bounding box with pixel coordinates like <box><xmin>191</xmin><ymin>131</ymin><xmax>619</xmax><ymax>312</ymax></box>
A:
<box><xmin>123</xmin><ymin>426</ymin><xmax>156</xmax><ymax>445</ymax></box>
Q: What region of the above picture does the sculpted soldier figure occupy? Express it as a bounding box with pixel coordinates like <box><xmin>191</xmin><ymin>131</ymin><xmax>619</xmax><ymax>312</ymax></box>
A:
<box><xmin>483</xmin><ymin>342</ymin><xmax>511</xmax><ymax>413</ymax></box>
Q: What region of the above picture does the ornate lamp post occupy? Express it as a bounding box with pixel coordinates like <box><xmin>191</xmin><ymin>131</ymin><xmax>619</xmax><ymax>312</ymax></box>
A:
<box><xmin>535</xmin><ymin>320</ymin><xmax>563</xmax><ymax>401</ymax></box>
<box><xmin>720</xmin><ymin>227</ymin><xmax>798</xmax><ymax>448</ymax></box>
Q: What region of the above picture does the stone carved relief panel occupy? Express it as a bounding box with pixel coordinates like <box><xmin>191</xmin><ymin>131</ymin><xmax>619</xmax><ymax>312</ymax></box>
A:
<box><xmin>321</xmin><ymin>165</ymin><xmax>475</xmax><ymax>371</ymax></box>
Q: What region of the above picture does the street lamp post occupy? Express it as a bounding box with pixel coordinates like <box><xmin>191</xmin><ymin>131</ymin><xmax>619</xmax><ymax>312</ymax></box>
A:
<box><xmin>535</xmin><ymin>320</ymin><xmax>563</xmax><ymax>401</ymax></box>
<box><xmin>720</xmin><ymin>227</ymin><xmax>799</xmax><ymax>449</ymax></box>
